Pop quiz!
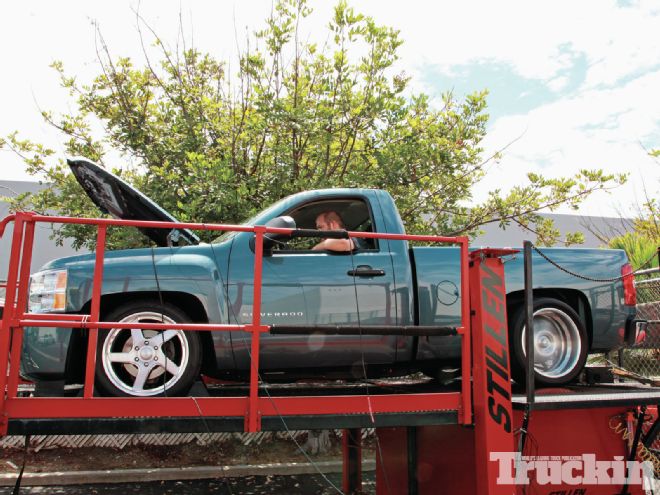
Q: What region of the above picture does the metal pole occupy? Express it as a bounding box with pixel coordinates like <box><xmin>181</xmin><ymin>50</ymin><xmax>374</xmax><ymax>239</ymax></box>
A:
<box><xmin>407</xmin><ymin>426</ymin><xmax>418</xmax><ymax>495</ymax></box>
<box><xmin>7</xmin><ymin>219</ymin><xmax>36</xmax><ymax>398</ymax></box>
<box><xmin>459</xmin><ymin>237</ymin><xmax>472</xmax><ymax>424</ymax></box>
<box><xmin>342</xmin><ymin>428</ymin><xmax>362</xmax><ymax>494</ymax></box>
<box><xmin>247</xmin><ymin>227</ymin><xmax>265</xmax><ymax>432</ymax></box>
<box><xmin>83</xmin><ymin>225</ymin><xmax>107</xmax><ymax>398</ymax></box>
<box><xmin>523</xmin><ymin>241</ymin><xmax>535</xmax><ymax>405</ymax></box>
<box><xmin>517</xmin><ymin>241</ymin><xmax>536</xmax><ymax>462</ymax></box>
<box><xmin>0</xmin><ymin>214</ymin><xmax>25</xmax><ymax>435</ymax></box>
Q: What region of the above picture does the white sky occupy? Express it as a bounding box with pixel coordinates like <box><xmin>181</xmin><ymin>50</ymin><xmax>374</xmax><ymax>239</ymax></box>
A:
<box><xmin>1</xmin><ymin>0</ymin><xmax>659</xmax><ymax>217</ymax></box>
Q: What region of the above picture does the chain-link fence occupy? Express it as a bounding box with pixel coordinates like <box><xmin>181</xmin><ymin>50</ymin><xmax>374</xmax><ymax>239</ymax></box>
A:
<box><xmin>619</xmin><ymin>267</ymin><xmax>660</xmax><ymax>379</ymax></box>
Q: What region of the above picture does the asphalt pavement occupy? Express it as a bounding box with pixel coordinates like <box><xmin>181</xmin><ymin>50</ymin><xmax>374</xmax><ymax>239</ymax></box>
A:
<box><xmin>0</xmin><ymin>472</ymin><xmax>376</xmax><ymax>495</ymax></box>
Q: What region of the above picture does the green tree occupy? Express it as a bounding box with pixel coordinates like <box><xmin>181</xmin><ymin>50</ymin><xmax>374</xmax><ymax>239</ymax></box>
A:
<box><xmin>607</xmin><ymin>147</ymin><xmax>659</xmax><ymax>270</ymax></box>
<box><xmin>0</xmin><ymin>0</ymin><xmax>625</xmax><ymax>250</ymax></box>
<box><xmin>608</xmin><ymin>232</ymin><xmax>658</xmax><ymax>270</ymax></box>
<box><xmin>634</xmin><ymin>147</ymin><xmax>660</xmax><ymax>242</ymax></box>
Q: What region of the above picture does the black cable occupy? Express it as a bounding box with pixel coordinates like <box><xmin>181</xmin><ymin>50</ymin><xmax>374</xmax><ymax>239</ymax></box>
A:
<box><xmin>641</xmin><ymin>413</ymin><xmax>660</xmax><ymax>485</ymax></box>
<box><xmin>517</xmin><ymin>403</ymin><xmax>531</xmax><ymax>454</ymax></box>
<box><xmin>523</xmin><ymin>431</ymin><xmax>541</xmax><ymax>495</ymax></box>
<box><xmin>513</xmin><ymin>421</ymin><xmax>540</xmax><ymax>495</ymax></box>
<box><xmin>11</xmin><ymin>434</ymin><xmax>29</xmax><ymax>495</ymax></box>
<box><xmin>515</xmin><ymin>405</ymin><xmax>535</xmax><ymax>495</ymax></box>
<box><xmin>643</xmin><ymin>413</ymin><xmax>660</xmax><ymax>454</ymax></box>
<box><xmin>348</xmin><ymin>233</ymin><xmax>393</xmax><ymax>495</ymax></box>
<box><xmin>620</xmin><ymin>406</ymin><xmax>648</xmax><ymax>495</ymax></box>
<box><xmin>161</xmin><ymin>240</ymin><xmax>234</xmax><ymax>495</ymax></box>
<box><xmin>190</xmin><ymin>395</ymin><xmax>235</xmax><ymax>495</ymax></box>
<box><xmin>258</xmin><ymin>384</ymin><xmax>344</xmax><ymax>494</ymax></box>
<box><xmin>531</xmin><ymin>244</ymin><xmax>658</xmax><ymax>282</ymax></box>
<box><xmin>208</xmin><ymin>237</ymin><xmax>342</xmax><ymax>494</ymax></box>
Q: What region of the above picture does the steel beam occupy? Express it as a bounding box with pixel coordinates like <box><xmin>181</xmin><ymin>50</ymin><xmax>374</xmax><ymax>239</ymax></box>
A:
<box><xmin>469</xmin><ymin>248</ymin><xmax>517</xmax><ymax>495</ymax></box>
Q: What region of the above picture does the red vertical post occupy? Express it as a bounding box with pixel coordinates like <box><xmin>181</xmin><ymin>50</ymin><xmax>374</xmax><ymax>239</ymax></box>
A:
<box><xmin>469</xmin><ymin>249</ymin><xmax>516</xmax><ymax>495</ymax></box>
<box><xmin>7</xmin><ymin>219</ymin><xmax>36</xmax><ymax>398</ymax></box>
<box><xmin>459</xmin><ymin>237</ymin><xmax>472</xmax><ymax>425</ymax></box>
<box><xmin>246</xmin><ymin>226</ymin><xmax>265</xmax><ymax>432</ymax></box>
<box><xmin>83</xmin><ymin>225</ymin><xmax>107</xmax><ymax>398</ymax></box>
<box><xmin>342</xmin><ymin>428</ymin><xmax>362</xmax><ymax>494</ymax></box>
<box><xmin>0</xmin><ymin>214</ymin><xmax>25</xmax><ymax>435</ymax></box>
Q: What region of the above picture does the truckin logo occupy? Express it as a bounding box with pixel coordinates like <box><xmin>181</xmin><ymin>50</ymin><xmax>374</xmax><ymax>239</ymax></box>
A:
<box><xmin>481</xmin><ymin>262</ymin><xmax>512</xmax><ymax>433</ymax></box>
<box><xmin>490</xmin><ymin>452</ymin><xmax>657</xmax><ymax>491</ymax></box>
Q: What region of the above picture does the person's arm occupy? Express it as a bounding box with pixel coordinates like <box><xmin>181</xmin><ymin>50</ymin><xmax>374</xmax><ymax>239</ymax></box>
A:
<box><xmin>312</xmin><ymin>238</ymin><xmax>354</xmax><ymax>252</ymax></box>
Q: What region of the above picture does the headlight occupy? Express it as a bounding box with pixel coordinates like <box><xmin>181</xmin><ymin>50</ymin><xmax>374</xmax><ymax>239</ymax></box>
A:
<box><xmin>28</xmin><ymin>269</ymin><xmax>68</xmax><ymax>313</ymax></box>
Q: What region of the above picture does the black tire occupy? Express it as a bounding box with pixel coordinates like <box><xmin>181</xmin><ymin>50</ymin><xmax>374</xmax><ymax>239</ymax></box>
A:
<box><xmin>95</xmin><ymin>301</ymin><xmax>202</xmax><ymax>397</ymax></box>
<box><xmin>509</xmin><ymin>297</ymin><xmax>588</xmax><ymax>386</ymax></box>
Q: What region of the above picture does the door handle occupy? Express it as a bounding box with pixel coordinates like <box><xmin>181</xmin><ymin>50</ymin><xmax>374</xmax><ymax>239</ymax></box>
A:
<box><xmin>347</xmin><ymin>265</ymin><xmax>386</xmax><ymax>277</ymax></box>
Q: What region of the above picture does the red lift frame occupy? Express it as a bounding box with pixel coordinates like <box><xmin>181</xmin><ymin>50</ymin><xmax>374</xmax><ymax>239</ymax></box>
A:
<box><xmin>0</xmin><ymin>212</ymin><xmax>473</xmax><ymax>435</ymax></box>
<box><xmin>4</xmin><ymin>212</ymin><xmax>654</xmax><ymax>495</ymax></box>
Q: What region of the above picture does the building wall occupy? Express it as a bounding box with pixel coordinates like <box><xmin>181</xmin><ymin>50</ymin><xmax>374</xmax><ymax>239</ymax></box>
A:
<box><xmin>0</xmin><ymin>180</ymin><xmax>87</xmax><ymax>281</ymax></box>
<box><xmin>472</xmin><ymin>213</ymin><xmax>633</xmax><ymax>248</ymax></box>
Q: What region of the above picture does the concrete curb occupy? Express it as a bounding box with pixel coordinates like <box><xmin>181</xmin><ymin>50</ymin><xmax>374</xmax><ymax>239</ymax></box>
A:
<box><xmin>0</xmin><ymin>459</ymin><xmax>376</xmax><ymax>486</ymax></box>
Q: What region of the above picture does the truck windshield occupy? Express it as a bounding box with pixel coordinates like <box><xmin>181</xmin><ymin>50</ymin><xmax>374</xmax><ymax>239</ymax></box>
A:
<box><xmin>212</xmin><ymin>196</ymin><xmax>290</xmax><ymax>243</ymax></box>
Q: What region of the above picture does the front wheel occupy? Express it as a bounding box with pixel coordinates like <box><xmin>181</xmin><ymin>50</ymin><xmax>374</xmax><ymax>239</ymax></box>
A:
<box><xmin>509</xmin><ymin>298</ymin><xmax>588</xmax><ymax>386</ymax></box>
<box><xmin>95</xmin><ymin>301</ymin><xmax>202</xmax><ymax>397</ymax></box>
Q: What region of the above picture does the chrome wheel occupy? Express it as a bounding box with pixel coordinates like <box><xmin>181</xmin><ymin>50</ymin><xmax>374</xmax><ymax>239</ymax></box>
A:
<box><xmin>521</xmin><ymin>307</ymin><xmax>582</xmax><ymax>380</ymax></box>
<box><xmin>101</xmin><ymin>311</ymin><xmax>190</xmax><ymax>396</ymax></box>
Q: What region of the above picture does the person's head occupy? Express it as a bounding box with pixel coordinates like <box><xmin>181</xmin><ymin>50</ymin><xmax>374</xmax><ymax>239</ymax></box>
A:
<box><xmin>315</xmin><ymin>211</ymin><xmax>345</xmax><ymax>231</ymax></box>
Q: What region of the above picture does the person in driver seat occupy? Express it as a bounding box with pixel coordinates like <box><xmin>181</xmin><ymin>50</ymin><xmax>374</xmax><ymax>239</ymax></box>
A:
<box><xmin>312</xmin><ymin>211</ymin><xmax>355</xmax><ymax>252</ymax></box>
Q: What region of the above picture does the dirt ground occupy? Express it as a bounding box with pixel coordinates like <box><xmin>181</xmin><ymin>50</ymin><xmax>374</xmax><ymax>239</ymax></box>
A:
<box><xmin>0</xmin><ymin>435</ymin><xmax>375</xmax><ymax>474</ymax></box>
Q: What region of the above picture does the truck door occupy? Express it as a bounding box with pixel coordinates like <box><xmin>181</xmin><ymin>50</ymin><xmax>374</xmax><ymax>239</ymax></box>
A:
<box><xmin>227</xmin><ymin>194</ymin><xmax>397</xmax><ymax>371</ymax></box>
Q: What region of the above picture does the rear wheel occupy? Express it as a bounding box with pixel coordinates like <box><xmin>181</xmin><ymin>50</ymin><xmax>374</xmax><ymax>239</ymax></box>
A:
<box><xmin>95</xmin><ymin>301</ymin><xmax>202</xmax><ymax>397</ymax></box>
<box><xmin>509</xmin><ymin>298</ymin><xmax>588</xmax><ymax>386</ymax></box>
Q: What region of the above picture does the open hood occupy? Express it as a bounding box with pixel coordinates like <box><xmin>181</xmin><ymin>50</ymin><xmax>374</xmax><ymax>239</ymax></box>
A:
<box><xmin>68</xmin><ymin>158</ymin><xmax>200</xmax><ymax>247</ymax></box>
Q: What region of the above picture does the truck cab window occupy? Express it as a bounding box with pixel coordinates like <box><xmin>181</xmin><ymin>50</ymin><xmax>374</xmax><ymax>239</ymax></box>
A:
<box><xmin>275</xmin><ymin>198</ymin><xmax>377</xmax><ymax>252</ymax></box>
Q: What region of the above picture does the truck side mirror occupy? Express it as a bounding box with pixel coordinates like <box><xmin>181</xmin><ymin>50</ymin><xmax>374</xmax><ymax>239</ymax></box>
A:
<box><xmin>249</xmin><ymin>215</ymin><xmax>297</xmax><ymax>254</ymax></box>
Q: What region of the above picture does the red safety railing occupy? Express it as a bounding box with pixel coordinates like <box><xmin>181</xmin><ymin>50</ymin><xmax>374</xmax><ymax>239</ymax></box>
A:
<box><xmin>0</xmin><ymin>211</ymin><xmax>471</xmax><ymax>434</ymax></box>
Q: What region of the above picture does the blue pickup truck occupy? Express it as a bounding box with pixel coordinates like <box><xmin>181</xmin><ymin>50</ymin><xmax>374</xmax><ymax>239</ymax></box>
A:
<box><xmin>20</xmin><ymin>159</ymin><xmax>637</xmax><ymax>396</ymax></box>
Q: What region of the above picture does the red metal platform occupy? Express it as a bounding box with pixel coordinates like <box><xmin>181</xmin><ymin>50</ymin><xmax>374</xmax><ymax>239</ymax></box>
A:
<box><xmin>1</xmin><ymin>212</ymin><xmax>658</xmax><ymax>495</ymax></box>
<box><xmin>0</xmin><ymin>212</ymin><xmax>472</xmax><ymax>434</ymax></box>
